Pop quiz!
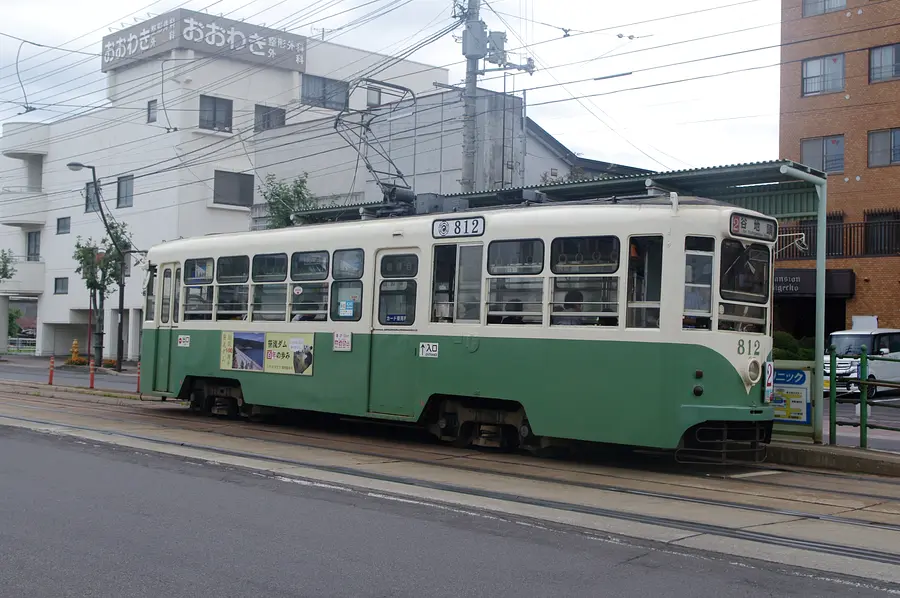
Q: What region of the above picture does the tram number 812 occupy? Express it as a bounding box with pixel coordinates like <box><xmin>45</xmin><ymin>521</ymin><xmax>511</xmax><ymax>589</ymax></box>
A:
<box><xmin>737</xmin><ymin>338</ymin><xmax>761</xmax><ymax>356</ymax></box>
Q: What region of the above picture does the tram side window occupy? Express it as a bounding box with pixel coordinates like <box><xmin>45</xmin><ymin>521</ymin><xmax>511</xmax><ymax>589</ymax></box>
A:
<box><xmin>252</xmin><ymin>253</ymin><xmax>287</xmax><ymax>322</ymax></box>
<box><xmin>550</xmin><ymin>236</ymin><xmax>620</xmax><ymax>327</ymax></box>
<box><xmin>487</xmin><ymin>239</ymin><xmax>544</xmax><ymax>325</ymax></box>
<box><xmin>291</xmin><ymin>251</ymin><xmax>329</xmax><ymax>322</ymax></box>
<box><xmin>379</xmin><ymin>254</ymin><xmax>418</xmax><ymax>326</ymax></box>
<box><xmin>144</xmin><ymin>266</ymin><xmax>156</xmax><ymax>321</ymax></box>
<box><xmin>160</xmin><ymin>269</ymin><xmax>172</xmax><ymax>324</ymax></box>
<box><xmin>683</xmin><ymin>236</ymin><xmax>715</xmax><ymax>331</ymax></box>
<box><xmin>184</xmin><ymin>258</ymin><xmax>214</xmax><ymax>321</ymax></box>
<box><xmin>173</xmin><ymin>268</ymin><xmax>181</xmax><ymax>324</ymax></box>
<box><xmin>626</xmin><ymin>236</ymin><xmax>664</xmax><ymax>329</ymax></box>
<box><xmin>718</xmin><ymin>240</ymin><xmax>769</xmax><ymax>334</ymax></box>
<box><xmin>431</xmin><ymin>244</ymin><xmax>483</xmax><ymax>323</ymax></box>
<box><xmin>216</xmin><ymin>255</ymin><xmax>250</xmax><ymax>321</ymax></box>
<box><xmin>331</xmin><ymin>249</ymin><xmax>365</xmax><ymax>322</ymax></box>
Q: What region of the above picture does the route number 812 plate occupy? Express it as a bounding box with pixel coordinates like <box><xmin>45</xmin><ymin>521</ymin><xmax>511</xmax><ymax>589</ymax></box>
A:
<box><xmin>432</xmin><ymin>216</ymin><xmax>485</xmax><ymax>239</ymax></box>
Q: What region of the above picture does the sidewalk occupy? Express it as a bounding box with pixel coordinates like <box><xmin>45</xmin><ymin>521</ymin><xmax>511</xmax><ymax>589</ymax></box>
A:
<box><xmin>0</xmin><ymin>353</ymin><xmax>139</xmax><ymax>377</ymax></box>
<box><xmin>768</xmin><ymin>441</ymin><xmax>900</xmax><ymax>477</ymax></box>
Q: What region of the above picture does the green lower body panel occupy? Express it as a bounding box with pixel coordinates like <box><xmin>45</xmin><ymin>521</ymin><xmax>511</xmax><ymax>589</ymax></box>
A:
<box><xmin>141</xmin><ymin>328</ymin><xmax>772</xmax><ymax>449</ymax></box>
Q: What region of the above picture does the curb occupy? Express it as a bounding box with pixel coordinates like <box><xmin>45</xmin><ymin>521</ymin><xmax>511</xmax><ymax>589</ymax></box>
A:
<box><xmin>0</xmin><ymin>379</ymin><xmax>143</xmax><ymax>402</ymax></box>
<box><xmin>766</xmin><ymin>442</ymin><xmax>900</xmax><ymax>477</ymax></box>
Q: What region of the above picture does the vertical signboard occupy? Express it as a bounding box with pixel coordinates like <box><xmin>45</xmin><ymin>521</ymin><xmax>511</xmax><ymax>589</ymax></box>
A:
<box><xmin>773</xmin><ymin>368</ymin><xmax>811</xmax><ymax>425</ymax></box>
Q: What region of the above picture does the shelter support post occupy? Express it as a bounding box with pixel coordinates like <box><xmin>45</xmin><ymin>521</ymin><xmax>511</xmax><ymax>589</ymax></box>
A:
<box><xmin>779</xmin><ymin>165</ymin><xmax>827</xmax><ymax>444</ymax></box>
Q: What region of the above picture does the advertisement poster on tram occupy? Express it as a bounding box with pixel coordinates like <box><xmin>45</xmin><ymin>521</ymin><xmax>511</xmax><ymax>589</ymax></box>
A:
<box><xmin>772</xmin><ymin>368</ymin><xmax>811</xmax><ymax>424</ymax></box>
<box><xmin>219</xmin><ymin>331</ymin><xmax>314</xmax><ymax>376</ymax></box>
<box><xmin>264</xmin><ymin>333</ymin><xmax>314</xmax><ymax>376</ymax></box>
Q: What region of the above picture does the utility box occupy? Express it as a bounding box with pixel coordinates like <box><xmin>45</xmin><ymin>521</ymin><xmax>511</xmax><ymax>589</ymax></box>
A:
<box><xmin>462</xmin><ymin>21</ymin><xmax>487</xmax><ymax>59</ymax></box>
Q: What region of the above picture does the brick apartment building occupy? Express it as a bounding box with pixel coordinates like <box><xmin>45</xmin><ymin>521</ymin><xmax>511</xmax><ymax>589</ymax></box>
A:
<box><xmin>777</xmin><ymin>0</ymin><xmax>900</xmax><ymax>339</ymax></box>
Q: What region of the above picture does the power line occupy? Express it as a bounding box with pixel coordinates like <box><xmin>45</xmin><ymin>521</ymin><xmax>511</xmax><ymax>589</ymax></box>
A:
<box><xmin>484</xmin><ymin>1</ymin><xmax>684</xmax><ymax>169</ymax></box>
<box><xmin>0</xmin><ymin>18</ymin><xmax>465</xmax><ymax>203</ymax></box>
<box><xmin>0</xmin><ymin>2</ymin><xmax>456</xmax><ymax>174</ymax></box>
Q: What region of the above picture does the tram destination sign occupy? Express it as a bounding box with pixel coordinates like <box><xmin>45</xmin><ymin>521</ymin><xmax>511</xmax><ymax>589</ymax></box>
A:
<box><xmin>100</xmin><ymin>8</ymin><xmax>308</xmax><ymax>73</ymax></box>
<box><xmin>729</xmin><ymin>212</ymin><xmax>777</xmax><ymax>242</ymax></box>
<box><xmin>432</xmin><ymin>216</ymin><xmax>485</xmax><ymax>239</ymax></box>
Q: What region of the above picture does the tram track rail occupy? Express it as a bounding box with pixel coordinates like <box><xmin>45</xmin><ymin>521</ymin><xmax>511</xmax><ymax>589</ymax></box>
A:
<box><xmin>2</xmin><ymin>407</ymin><xmax>900</xmax><ymax>573</ymax></box>
<box><xmin>8</xmin><ymin>389</ymin><xmax>900</xmax><ymax>507</ymax></box>
<box><xmin>1</xmin><ymin>390</ymin><xmax>899</xmax><ymax>535</ymax></box>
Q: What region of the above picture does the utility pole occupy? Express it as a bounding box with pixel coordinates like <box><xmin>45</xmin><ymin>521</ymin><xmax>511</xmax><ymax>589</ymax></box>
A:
<box><xmin>116</xmin><ymin>253</ymin><xmax>126</xmax><ymax>372</ymax></box>
<box><xmin>459</xmin><ymin>2</ymin><xmax>534</xmax><ymax>194</ymax></box>
<box><xmin>460</xmin><ymin>0</ymin><xmax>485</xmax><ymax>194</ymax></box>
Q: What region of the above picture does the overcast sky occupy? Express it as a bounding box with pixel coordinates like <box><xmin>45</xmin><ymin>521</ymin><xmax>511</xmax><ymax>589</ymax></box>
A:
<box><xmin>0</xmin><ymin>0</ymin><xmax>781</xmax><ymax>172</ymax></box>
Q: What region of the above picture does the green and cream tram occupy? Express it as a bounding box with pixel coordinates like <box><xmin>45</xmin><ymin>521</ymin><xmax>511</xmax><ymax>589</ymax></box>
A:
<box><xmin>140</xmin><ymin>194</ymin><xmax>777</xmax><ymax>457</ymax></box>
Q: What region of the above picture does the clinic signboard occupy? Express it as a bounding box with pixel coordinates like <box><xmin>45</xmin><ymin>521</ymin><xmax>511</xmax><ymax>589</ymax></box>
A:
<box><xmin>771</xmin><ymin>361</ymin><xmax>817</xmax><ymax>442</ymax></box>
<box><xmin>100</xmin><ymin>8</ymin><xmax>308</xmax><ymax>73</ymax></box>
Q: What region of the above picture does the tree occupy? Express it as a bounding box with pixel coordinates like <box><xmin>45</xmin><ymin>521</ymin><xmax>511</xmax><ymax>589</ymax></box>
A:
<box><xmin>259</xmin><ymin>173</ymin><xmax>318</xmax><ymax>229</ymax></box>
<box><xmin>539</xmin><ymin>165</ymin><xmax>594</xmax><ymax>185</ymax></box>
<box><xmin>8</xmin><ymin>308</ymin><xmax>22</xmax><ymax>338</ymax></box>
<box><xmin>0</xmin><ymin>249</ymin><xmax>17</xmax><ymax>283</ymax></box>
<box><xmin>73</xmin><ymin>222</ymin><xmax>132</xmax><ymax>366</ymax></box>
<box><xmin>258</xmin><ymin>173</ymin><xmax>339</xmax><ymax>229</ymax></box>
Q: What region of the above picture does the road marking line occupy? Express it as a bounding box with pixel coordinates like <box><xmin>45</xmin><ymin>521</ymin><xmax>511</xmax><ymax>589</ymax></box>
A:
<box><xmin>729</xmin><ymin>471</ymin><xmax>784</xmax><ymax>479</ymax></box>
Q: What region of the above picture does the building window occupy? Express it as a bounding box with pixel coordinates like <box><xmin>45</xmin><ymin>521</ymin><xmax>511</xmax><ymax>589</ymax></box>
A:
<box><xmin>254</xmin><ymin>105</ymin><xmax>286</xmax><ymax>132</ymax></box>
<box><xmin>868</xmin><ymin>128</ymin><xmax>900</xmax><ymax>167</ymax></box>
<box><xmin>865</xmin><ymin>211</ymin><xmax>900</xmax><ymax>256</ymax></box>
<box><xmin>802</xmin><ymin>54</ymin><xmax>844</xmax><ymax>96</ymax></box>
<box><xmin>301</xmin><ymin>74</ymin><xmax>349</xmax><ymax>110</ymax></box>
<box><xmin>147</xmin><ymin>99</ymin><xmax>158</xmax><ymax>123</ymax></box>
<box><xmin>801</xmin><ymin>135</ymin><xmax>844</xmax><ymax>172</ymax></box>
<box><xmin>212</xmin><ymin>170</ymin><xmax>254</xmax><ymax>207</ymax></box>
<box><xmin>199</xmin><ymin>95</ymin><xmax>233</xmax><ymax>131</ymax></box>
<box><xmin>56</xmin><ymin>217</ymin><xmax>71</xmax><ymax>235</ymax></box>
<box><xmin>116</xmin><ymin>175</ymin><xmax>133</xmax><ymax>208</ymax></box>
<box><xmin>85</xmin><ymin>181</ymin><xmax>100</xmax><ymax>213</ymax></box>
<box><xmin>54</xmin><ymin>277</ymin><xmax>68</xmax><ymax>295</ymax></box>
<box><xmin>870</xmin><ymin>44</ymin><xmax>900</xmax><ymax>83</ymax></box>
<box><xmin>26</xmin><ymin>231</ymin><xmax>40</xmax><ymax>261</ymax></box>
<box><xmin>802</xmin><ymin>0</ymin><xmax>845</xmax><ymax>17</ymax></box>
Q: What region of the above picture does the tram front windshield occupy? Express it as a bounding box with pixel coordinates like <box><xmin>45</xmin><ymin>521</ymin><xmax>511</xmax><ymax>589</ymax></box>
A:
<box><xmin>719</xmin><ymin>240</ymin><xmax>770</xmax><ymax>304</ymax></box>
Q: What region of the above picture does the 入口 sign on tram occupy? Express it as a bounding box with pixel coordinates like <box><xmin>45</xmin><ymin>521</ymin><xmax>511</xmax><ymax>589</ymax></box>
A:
<box><xmin>100</xmin><ymin>8</ymin><xmax>308</xmax><ymax>74</ymax></box>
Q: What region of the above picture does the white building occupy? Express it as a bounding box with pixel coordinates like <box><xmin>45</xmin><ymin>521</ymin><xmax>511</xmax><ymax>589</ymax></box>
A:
<box><xmin>250</xmin><ymin>90</ymin><xmax>648</xmax><ymax>228</ymax></box>
<box><xmin>0</xmin><ymin>8</ymin><xmax>450</xmax><ymax>358</ymax></box>
<box><xmin>0</xmin><ymin>8</ymin><xmax>645</xmax><ymax>360</ymax></box>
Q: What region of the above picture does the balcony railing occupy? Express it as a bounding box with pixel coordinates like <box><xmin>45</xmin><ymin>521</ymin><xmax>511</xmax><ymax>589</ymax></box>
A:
<box><xmin>777</xmin><ymin>221</ymin><xmax>900</xmax><ymax>260</ymax></box>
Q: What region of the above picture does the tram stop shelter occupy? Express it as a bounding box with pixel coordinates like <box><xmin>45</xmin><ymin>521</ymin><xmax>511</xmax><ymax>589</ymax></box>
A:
<box><xmin>297</xmin><ymin>160</ymin><xmax>828</xmax><ymax>443</ymax></box>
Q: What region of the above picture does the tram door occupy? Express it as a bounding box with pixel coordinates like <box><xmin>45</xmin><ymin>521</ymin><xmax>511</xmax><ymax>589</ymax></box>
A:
<box><xmin>367</xmin><ymin>249</ymin><xmax>421</xmax><ymax>417</ymax></box>
<box><xmin>153</xmin><ymin>264</ymin><xmax>178</xmax><ymax>392</ymax></box>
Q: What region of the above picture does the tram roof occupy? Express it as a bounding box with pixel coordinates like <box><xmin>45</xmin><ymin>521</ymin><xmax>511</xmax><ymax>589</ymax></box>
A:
<box><xmin>297</xmin><ymin>160</ymin><xmax>826</xmax><ymax>222</ymax></box>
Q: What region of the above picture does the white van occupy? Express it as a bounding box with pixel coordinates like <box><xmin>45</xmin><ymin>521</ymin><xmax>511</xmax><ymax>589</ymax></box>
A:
<box><xmin>824</xmin><ymin>328</ymin><xmax>900</xmax><ymax>397</ymax></box>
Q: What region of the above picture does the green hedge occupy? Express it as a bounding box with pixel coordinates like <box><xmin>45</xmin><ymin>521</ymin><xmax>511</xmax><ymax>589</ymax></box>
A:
<box><xmin>773</xmin><ymin>330</ymin><xmax>815</xmax><ymax>361</ymax></box>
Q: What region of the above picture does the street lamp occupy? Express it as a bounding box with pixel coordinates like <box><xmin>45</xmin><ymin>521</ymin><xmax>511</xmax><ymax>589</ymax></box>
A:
<box><xmin>68</xmin><ymin>160</ymin><xmax>127</xmax><ymax>373</ymax></box>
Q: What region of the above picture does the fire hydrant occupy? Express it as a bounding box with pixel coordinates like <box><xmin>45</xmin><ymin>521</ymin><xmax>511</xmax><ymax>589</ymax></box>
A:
<box><xmin>71</xmin><ymin>339</ymin><xmax>79</xmax><ymax>362</ymax></box>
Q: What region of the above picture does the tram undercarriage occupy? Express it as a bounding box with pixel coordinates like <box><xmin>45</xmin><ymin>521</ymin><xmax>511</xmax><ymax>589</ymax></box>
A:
<box><xmin>177</xmin><ymin>378</ymin><xmax>773</xmax><ymax>464</ymax></box>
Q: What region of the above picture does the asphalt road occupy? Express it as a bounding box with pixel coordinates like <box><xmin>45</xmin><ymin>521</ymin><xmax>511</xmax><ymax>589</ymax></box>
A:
<box><xmin>0</xmin><ymin>426</ymin><xmax>895</xmax><ymax>598</ymax></box>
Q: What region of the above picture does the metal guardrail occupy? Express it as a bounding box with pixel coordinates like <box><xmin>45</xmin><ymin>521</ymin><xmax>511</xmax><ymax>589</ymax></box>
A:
<box><xmin>828</xmin><ymin>345</ymin><xmax>900</xmax><ymax>449</ymax></box>
<box><xmin>6</xmin><ymin>337</ymin><xmax>36</xmax><ymax>353</ymax></box>
<box><xmin>778</xmin><ymin>220</ymin><xmax>900</xmax><ymax>260</ymax></box>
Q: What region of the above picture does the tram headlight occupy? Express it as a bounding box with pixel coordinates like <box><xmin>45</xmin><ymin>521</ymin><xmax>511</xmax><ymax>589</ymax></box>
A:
<box><xmin>746</xmin><ymin>358</ymin><xmax>762</xmax><ymax>385</ymax></box>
